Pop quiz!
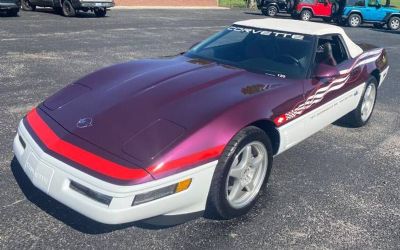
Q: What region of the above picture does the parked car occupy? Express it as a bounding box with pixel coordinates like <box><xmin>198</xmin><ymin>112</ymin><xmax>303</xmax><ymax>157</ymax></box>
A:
<box><xmin>257</xmin><ymin>0</ymin><xmax>294</xmax><ymax>16</ymax></box>
<box><xmin>0</xmin><ymin>0</ymin><xmax>21</xmax><ymax>16</ymax></box>
<box><xmin>337</xmin><ymin>0</ymin><xmax>400</xmax><ymax>30</ymax></box>
<box><xmin>292</xmin><ymin>0</ymin><xmax>339</xmax><ymax>21</ymax></box>
<box><xmin>13</xmin><ymin>19</ymin><xmax>389</xmax><ymax>226</ymax></box>
<box><xmin>21</xmin><ymin>0</ymin><xmax>114</xmax><ymax>17</ymax></box>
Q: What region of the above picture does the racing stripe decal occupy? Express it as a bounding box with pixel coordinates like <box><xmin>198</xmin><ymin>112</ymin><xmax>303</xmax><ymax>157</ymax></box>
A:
<box><xmin>282</xmin><ymin>49</ymin><xmax>382</xmax><ymax>123</ymax></box>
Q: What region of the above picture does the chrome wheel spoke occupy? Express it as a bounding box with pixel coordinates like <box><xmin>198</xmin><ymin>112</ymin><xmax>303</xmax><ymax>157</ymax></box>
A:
<box><xmin>228</xmin><ymin>181</ymin><xmax>243</xmax><ymax>201</ymax></box>
<box><xmin>225</xmin><ymin>141</ymin><xmax>268</xmax><ymax>209</ymax></box>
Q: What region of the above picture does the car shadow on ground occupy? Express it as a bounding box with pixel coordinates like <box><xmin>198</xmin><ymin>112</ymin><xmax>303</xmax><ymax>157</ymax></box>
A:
<box><xmin>0</xmin><ymin>11</ymin><xmax>19</xmax><ymax>17</ymax></box>
<box><xmin>10</xmin><ymin>157</ymin><xmax>171</xmax><ymax>234</ymax></box>
<box><xmin>29</xmin><ymin>8</ymin><xmax>107</xmax><ymax>18</ymax></box>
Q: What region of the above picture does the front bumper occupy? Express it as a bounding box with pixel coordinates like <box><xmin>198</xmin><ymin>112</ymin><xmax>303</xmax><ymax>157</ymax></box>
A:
<box><xmin>13</xmin><ymin>121</ymin><xmax>216</xmax><ymax>225</ymax></box>
<box><xmin>78</xmin><ymin>1</ymin><xmax>114</xmax><ymax>8</ymax></box>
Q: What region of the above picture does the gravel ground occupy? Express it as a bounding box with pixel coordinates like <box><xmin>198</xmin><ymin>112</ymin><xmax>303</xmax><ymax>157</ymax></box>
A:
<box><xmin>0</xmin><ymin>8</ymin><xmax>399</xmax><ymax>249</ymax></box>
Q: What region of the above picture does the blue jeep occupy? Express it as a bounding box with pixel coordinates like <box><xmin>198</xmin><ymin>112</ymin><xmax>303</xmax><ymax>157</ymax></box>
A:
<box><xmin>338</xmin><ymin>0</ymin><xmax>400</xmax><ymax>30</ymax></box>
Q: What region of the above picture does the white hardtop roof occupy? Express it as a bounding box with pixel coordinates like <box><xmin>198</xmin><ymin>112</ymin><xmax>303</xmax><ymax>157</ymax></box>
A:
<box><xmin>234</xmin><ymin>18</ymin><xmax>346</xmax><ymax>36</ymax></box>
<box><xmin>233</xmin><ymin>18</ymin><xmax>363</xmax><ymax>58</ymax></box>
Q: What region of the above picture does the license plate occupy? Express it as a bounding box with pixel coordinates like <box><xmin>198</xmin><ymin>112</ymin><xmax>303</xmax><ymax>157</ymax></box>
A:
<box><xmin>25</xmin><ymin>153</ymin><xmax>54</xmax><ymax>193</ymax></box>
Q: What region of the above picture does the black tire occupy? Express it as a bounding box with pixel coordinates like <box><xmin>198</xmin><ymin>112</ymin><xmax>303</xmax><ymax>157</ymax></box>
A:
<box><xmin>331</xmin><ymin>2</ymin><xmax>338</xmax><ymax>14</ymax></box>
<box><xmin>348</xmin><ymin>13</ymin><xmax>362</xmax><ymax>27</ymax></box>
<box><xmin>387</xmin><ymin>16</ymin><xmax>400</xmax><ymax>30</ymax></box>
<box><xmin>62</xmin><ymin>0</ymin><xmax>76</xmax><ymax>17</ymax></box>
<box><xmin>94</xmin><ymin>8</ymin><xmax>106</xmax><ymax>17</ymax></box>
<box><xmin>344</xmin><ymin>76</ymin><xmax>378</xmax><ymax>127</ymax></box>
<box><xmin>266</xmin><ymin>5</ymin><xmax>278</xmax><ymax>17</ymax></box>
<box><xmin>21</xmin><ymin>0</ymin><xmax>36</xmax><ymax>11</ymax></box>
<box><xmin>373</xmin><ymin>23</ymin><xmax>385</xmax><ymax>29</ymax></box>
<box><xmin>300</xmin><ymin>9</ymin><xmax>312</xmax><ymax>21</ymax></box>
<box><xmin>7</xmin><ymin>9</ymin><xmax>19</xmax><ymax>16</ymax></box>
<box><xmin>205</xmin><ymin>126</ymin><xmax>273</xmax><ymax>220</ymax></box>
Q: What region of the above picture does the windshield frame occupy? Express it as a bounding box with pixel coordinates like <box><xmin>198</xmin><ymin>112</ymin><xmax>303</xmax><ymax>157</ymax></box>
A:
<box><xmin>184</xmin><ymin>25</ymin><xmax>317</xmax><ymax>79</ymax></box>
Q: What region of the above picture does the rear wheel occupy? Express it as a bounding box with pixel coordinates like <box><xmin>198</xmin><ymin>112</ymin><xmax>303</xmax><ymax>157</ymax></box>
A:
<box><xmin>345</xmin><ymin>76</ymin><xmax>377</xmax><ymax>127</ymax></box>
<box><xmin>62</xmin><ymin>0</ymin><xmax>76</xmax><ymax>17</ymax></box>
<box><xmin>348</xmin><ymin>13</ymin><xmax>362</xmax><ymax>27</ymax></box>
<box><xmin>94</xmin><ymin>8</ymin><xmax>107</xmax><ymax>17</ymax></box>
<box><xmin>266</xmin><ymin>5</ymin><xmax>278</xmax><ymax>17</ymax></box>
<box><xmin>300</xmin><ymin>9</ymin><xmax>312</xmax><ymax>21</ymax></box>
<box><xmin>205</xmin><ymin>126</ymin><xmax>273</xmax><ymax>219</ymax></box>
<box><xmin>21</xmin><ymin>0</ymin><xmax>36</xmax><ymax>11</ymax></box>
<box><xmin>388</xmin><ymin>16</ymin><xmax>400</xmax><ymax>30</ymax></box>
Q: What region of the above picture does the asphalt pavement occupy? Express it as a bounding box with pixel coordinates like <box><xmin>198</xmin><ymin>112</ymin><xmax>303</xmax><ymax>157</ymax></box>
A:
<box><xmin>0</xmin><ymin>8</ymin><xmax>399</xmax><ymax>249</ymax></box>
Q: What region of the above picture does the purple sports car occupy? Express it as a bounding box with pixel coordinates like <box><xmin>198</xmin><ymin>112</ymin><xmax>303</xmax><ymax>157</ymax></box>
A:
<box><xmin>14</xmin><ymin>19</ymin><xmax>389</xmax><ymax>225</ymax></box>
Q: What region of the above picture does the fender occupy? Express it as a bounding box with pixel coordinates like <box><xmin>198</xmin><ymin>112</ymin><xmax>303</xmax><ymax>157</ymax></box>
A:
<box><xmin>384</xmin><ymin>12</ymin><xmax>400</xmax><ymax>22</ymax></box>
<box><xmin>300</xmin><ymin>7</ymin><xmax>314</xmax><ymax>15</ymax></box>
<box><xmin>346</xmin><ymin>10</ymin><xmax>363</xmax><ymax>19</ymax></box>
<box><xmin>262</xmin><ymin>2</ymin><xmax>280</xmax><ymax>11</ymax></box>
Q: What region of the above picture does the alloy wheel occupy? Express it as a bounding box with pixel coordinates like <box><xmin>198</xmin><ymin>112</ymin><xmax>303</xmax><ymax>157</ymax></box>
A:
<box><xmin>225</xmin><ymin>141</ymin><xmax>268</xmax><ymax>209</ymax></box>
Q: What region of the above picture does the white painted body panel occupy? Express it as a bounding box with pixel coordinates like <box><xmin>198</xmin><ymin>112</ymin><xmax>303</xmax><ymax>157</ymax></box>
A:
<box><xmin>276</xmin><ymin>83</ymin><xmax>366</xmax><ymax>154</ymax></box>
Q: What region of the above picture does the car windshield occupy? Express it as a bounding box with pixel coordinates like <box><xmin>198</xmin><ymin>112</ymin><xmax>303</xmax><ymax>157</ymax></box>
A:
<box><xmin>185</xmin><ymin>25</ymin><xmax>315</xmax><ymax>79</ymax></box>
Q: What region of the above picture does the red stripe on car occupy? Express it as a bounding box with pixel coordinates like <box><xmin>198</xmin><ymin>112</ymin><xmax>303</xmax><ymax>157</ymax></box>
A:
<box><xmin>26</xmin><ymin>108</ymin><xmax>224</xmax><ymax>182</ymax></box>
<box><xmin>147</xmin><ymin>145</ymin><xmax>225</xmax><ymax>176</ymax></box>
<box><xmin>27</xmin><ymin>108</ymin><xmax>150</xmax><ymax>181</ymax></box>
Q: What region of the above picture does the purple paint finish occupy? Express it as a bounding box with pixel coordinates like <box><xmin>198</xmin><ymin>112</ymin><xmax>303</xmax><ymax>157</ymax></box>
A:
<box><xmin>40</xmin><ymin>55</ymin><xmax>300</xmax><ymax>170</ymax></box>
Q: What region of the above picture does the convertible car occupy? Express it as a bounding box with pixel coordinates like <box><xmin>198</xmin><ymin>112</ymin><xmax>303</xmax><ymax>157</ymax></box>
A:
<box><xmin>13</xmin><ymin>19</ymin><xmax>389</xmax><ymax>225</ymax></box>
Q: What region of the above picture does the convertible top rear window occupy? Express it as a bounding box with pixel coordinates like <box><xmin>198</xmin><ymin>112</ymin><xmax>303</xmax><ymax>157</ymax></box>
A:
<box><xmin>185</xmin><ymin>25</ymin><xmax>315</xmax><ymax>79</ymax></box>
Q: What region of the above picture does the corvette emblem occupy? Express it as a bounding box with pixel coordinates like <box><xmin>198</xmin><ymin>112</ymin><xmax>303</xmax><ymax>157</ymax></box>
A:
<box><xmin>76</xmin><ymin>117</ymin><xmax>93</xmax><ymax>128</ymax></box>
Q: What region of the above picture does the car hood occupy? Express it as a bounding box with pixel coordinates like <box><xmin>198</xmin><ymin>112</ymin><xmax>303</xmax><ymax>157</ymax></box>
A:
<box><xmin>41</xmin><ymin>56</ymin><xmax>279</xmax><ymax>166</ymax></box>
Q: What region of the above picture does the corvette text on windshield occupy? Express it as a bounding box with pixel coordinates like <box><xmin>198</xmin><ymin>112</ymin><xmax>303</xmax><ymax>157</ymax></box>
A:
<box><xmin>228</xmin><ymin>26</ymin><xmax>305</xmax><ymax>40</ymax></box>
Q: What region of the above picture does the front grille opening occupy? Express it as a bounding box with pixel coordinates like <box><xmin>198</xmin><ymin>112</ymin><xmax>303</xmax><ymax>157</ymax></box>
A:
<box><xmin>19</xmin><ymin>135</ymin><xmax>26</xmax><ymax>149</ymax></box>
<box><xmin>70</xmin><ymin>181</ymin><xmax>112</xmax><ymax>206</ymax></box>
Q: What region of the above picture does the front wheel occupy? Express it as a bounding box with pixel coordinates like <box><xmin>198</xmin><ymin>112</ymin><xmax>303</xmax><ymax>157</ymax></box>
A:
<box><xmin>205</xmin><ymin>126</ymin><xmax>273</xmax><ymax>219</ymax></box>
<box><xmin>348</xmin><ymin>13</ymin><xmax>362</xmax><ymax>27</ymax></box>
<box><xmin>266</xmin><ymin>5</ymin><xmax>278</xmax><ymax>17</ymax></box>
<box><xmin>388</xmin><ymin>16</ymin><xmax>400</xmax><ymax>30</ymax></box>
<box><xmin>62</xmin><ymin>0</ymin><xmax>76</xmax><ymax>17</ymax></box>
<box><xmin>300</xmin><ymin>9</ymin><xmax>312</xmax><ymax>21</ymax></box>
<box><xmin>21</xmin><ymin>0</ymin><xmax>36</xmax><ymax>11</ymax></box>
<box><xmin>344</xmin><ymin>76</ymin><xmax>377</xmax><ymax>127</ymax></box>
<box><xmin>94</xmin><ymin>8</ymin><xmax>107</xmax><ymax>17</ymax></box>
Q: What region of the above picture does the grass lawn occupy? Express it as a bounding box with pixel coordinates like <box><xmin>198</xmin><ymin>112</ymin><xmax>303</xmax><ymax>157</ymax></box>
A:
<box><xmin>391</xmin><ymin>0</ymin><xmax>400</xmax><ymax>7</ymax></box>
<box><xmin>219</xmin><ymin>0</ymin><xmax>247</xmax><ymax>8</ymax></box>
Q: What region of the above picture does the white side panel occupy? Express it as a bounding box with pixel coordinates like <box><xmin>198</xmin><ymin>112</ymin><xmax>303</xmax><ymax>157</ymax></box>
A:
<box><xmin>277</xmin><ymin>83</ymin><xmax>365</xmax><ymax>155</ymax></box>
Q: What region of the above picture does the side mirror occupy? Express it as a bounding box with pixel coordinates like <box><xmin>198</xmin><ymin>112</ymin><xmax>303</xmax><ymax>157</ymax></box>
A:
<box><xmin>313</xmin><ymin>63</ymin><xmax>340</xmax><ymax>82</ymax></box>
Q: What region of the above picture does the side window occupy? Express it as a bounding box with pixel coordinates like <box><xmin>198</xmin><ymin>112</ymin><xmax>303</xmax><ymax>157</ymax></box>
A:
<box><xmin>355</xmin><ymin>0</ymin><xmax>366</xmax><ymax>6</ymax></box>
<box><xmin>368</xmin><ymin>0</ymin><xmax>378</xmax><ymax>6</ymax></box>
<box><xmin>315</xmin><ymin>35</ymin><xmax>349</xmax><ymax>66</ymax></box>
<box><xmin>318</xmin><ymin>0</ymin><xmax>325</xmax><ymax>3</ymax></box>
